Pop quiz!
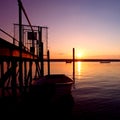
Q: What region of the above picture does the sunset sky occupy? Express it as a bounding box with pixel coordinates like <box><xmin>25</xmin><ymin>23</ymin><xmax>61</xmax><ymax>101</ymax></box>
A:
<box><xmin>0</xmin><ymin>0</ymin><xmax>120</xmax><ymax>58</ymax></box>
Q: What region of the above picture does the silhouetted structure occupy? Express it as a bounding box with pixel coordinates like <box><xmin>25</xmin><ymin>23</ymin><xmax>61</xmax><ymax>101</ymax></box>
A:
<box><xmin>0</xmin><ymin>0</ymin><xmax>74</xmax><ymax>119</ymax></box>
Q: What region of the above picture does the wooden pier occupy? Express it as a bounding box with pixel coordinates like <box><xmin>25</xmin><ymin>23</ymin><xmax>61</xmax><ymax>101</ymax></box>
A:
<box><xmin>0</xmin><ymin>0</ymin><xmax>74</xmax><ymax>119</ymax></box>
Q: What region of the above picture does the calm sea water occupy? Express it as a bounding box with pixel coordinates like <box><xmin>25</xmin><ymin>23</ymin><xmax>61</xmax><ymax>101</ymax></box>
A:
<box><xmin>1</xmin><ymin>61</ymin><xmax>120</xmax><ymax>119</ymax></box>
<box><xmin>44</xmin><ymin>62</ymin><xmax>120</xmax><ymax>119</ymax></box>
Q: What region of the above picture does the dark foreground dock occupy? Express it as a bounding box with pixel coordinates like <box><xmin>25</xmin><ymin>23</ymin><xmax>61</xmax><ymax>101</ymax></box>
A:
<box><xmin>0</xmin><ymin>74</ymin><xmax>74</xmax><ymax>119</ymax></box>
<box><xmin>1</xmin><ymin>90</ymin><xmax>120</xmax><ymax>119</ymax></box>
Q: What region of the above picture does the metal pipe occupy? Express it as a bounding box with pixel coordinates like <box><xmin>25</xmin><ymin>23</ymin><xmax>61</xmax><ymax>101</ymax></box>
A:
<box><xmin>18</xmin><ymin>0</ymin><xmax>23</xmax><ymax>91</ymax></box>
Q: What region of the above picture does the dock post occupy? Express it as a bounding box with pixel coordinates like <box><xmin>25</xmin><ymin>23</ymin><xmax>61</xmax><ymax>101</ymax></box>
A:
<box><xmin>47</xmin><ymin>50</ymin><xmax>50</xmax><ymax>76</ymax></box>
<box><xmin>18</xmin><ymin>0</ymin><xmax>23</xmax><ymax>92</ymax></box>
<box><xmin>38</xmin><ymin>27</ymin><xmax>44</xmax><ymax>77</ymax></box>
<box><xmin>73</xmin><ymin>48</ymin><xmax>75</xmax><ymax>83</ymax></box>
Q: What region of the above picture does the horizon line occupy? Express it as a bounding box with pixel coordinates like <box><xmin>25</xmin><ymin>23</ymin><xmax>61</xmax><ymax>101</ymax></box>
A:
<box><xmin>43</xmin><ymin>58</ymin><xmax>120</xmax><ymax>62</ymax></box>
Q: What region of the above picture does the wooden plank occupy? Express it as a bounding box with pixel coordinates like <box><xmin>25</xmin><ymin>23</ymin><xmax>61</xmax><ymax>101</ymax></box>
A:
<box><xmin>0</xmin><ymin>38</ymin><xmax>38</xmax><ymax>59</ymax></box>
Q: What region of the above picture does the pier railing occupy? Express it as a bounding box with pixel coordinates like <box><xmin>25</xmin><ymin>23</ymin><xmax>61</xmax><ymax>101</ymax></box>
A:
<box><xmin>0</xmin><ymin>0</ymin><xmax>48</xmax><ymax>97</ymax></box>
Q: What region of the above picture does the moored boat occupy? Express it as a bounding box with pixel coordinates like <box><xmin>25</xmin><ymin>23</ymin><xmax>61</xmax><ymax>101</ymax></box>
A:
<box><xmin>31</xmin><ymin>74</ymin><xmax>73</xmax><ymax>97</ymax></box>
<box><xmin>100</xmin><ymin>61</ymin><xmax>111</xmax><ymax>63</ymax></box>
<box><xmin>66</xmin><ymin>60</ymin><xmax>72</xmax><ymax>63</ymax></box>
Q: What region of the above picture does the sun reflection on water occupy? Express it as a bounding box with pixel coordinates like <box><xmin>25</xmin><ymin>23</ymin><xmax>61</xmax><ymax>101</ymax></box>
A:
<box><xmin>76</xmin><ymin>62</ymin><xmax>82</xmax><ymax>76</ymax></box>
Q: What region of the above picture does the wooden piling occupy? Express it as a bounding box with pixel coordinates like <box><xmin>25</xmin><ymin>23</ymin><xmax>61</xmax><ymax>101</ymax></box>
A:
<box><xmin>47</xmin><ymin>50</ymin><xmax>50</xmax><ymax>76</ymax></box>
<box><xmin>73</xmin><ymin>48</ymin><xmax>75</xmax><ymax>83</ymax></box>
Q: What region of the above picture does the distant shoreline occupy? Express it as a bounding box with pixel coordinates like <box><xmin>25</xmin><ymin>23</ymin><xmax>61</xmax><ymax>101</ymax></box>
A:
<box><xmin>44</xmin><ymin>58</ymin><xmax>120</xmax><ymax>62</ymax></box>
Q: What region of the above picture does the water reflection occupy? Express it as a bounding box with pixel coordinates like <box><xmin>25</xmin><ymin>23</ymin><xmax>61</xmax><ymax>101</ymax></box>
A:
<box><xmin>76</xmin><ymin>62</ymin><xmax>82</xmax><ymax>76</ymax></box>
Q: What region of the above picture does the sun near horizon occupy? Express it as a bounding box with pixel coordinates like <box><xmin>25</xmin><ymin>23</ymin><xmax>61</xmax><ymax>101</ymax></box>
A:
<box><xmin>49</xmin><ymin>48</ymin><xmax>120</xmax><ymax>59</ymax></box>
<box><xmin>76</xmin><ymin>51</ymin><xmax>83</xmax><ymax>59</ymax></box>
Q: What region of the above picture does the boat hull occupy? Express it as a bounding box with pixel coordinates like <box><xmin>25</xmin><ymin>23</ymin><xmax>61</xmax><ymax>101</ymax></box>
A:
<box><xmin>30</xmin><ymin>74</ymin><xmax>73</xmax><ymax>97</ymax></box>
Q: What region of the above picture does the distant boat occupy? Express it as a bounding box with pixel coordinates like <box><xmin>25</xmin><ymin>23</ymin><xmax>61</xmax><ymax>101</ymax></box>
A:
<box><xmin>66</xmin><ymin>60</ymin><xmax>72</xmax><ymax>63</ymax></box>
<box><xmin>100</xmin><ymin>61</ymin><xmax>111</xmax><ymax>63</ymax></box>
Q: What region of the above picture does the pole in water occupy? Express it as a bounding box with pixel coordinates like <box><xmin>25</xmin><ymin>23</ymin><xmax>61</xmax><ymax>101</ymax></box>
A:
<box><xmin>73</xmin><ymin>48</ymin><xmax>75</xmax><ymax>83</ymax></box>
<box><xmin>47</xmin><ymin>50</ymin><xmax>50</xmax><ymax>76</ymax></box>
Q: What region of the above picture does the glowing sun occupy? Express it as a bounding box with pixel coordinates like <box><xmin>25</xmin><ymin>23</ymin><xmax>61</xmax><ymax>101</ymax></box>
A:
<box><xmin>76</xmin><ymin>52</ymin><xmax>83</xmax><ymax>58</ymax></box>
